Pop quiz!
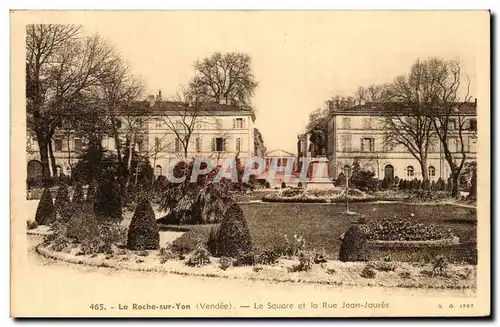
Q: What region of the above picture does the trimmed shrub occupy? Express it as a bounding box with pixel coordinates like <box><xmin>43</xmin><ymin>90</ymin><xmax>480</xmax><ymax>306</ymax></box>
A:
<box><xmin>257</xmin><ymin>248</ymin><xmax>281</xmax><ymax>265</ymax></box>
<box><xmin>338</xmin><ymin>224</ymin><xmax>369</xmax><ymax>262</ymax></box>
<box><xmin>27</xmin><ymin>220</ymin><xmax>38</xmax><ymax>230</ymax></box>
<box><xmin>297</xmin><ymin>182</ymin><xmax>303</xmax><ymax>188</ymax></box>
<box><xmin>72</xmin><ymin>183</ymin><xmax>85</xmax><ymax>204</ymax></box>
<box><xmin>170</xmin><ymin>226</ymin><xmax>211</xmax><ymax>254</ymax></box>
<box><xmin>127</xmin><ymin>198</ymin><xmax>160</xmax><ymax>250</ymax></box>
<box><xmin>66</xmin><ymin>202</ymin><xmax>100</xmax><ymax>244</ymax></box>
<box><xmin>94</xmin><ymin>175</ymin><xmax>122</xmax><ymax>223</ymax></box>
<box><xmin>35</xmin><ymin>188</ymin><xmax>56</xmax><ymax>225</ymax></box>
<box><xmin>86</xmin><ymin>179</ymin><xmax>97</xmax><ymax>204</ymax></box>
<box><xmin>399</xmin><ymin>179</ymin><xmax>404</xmax><ymax>190</ymax></box>
<box><xmin>214</xmin><ymin>203</ymin><xmax>253</xmax><ymax>257</ymax></box>
<box><xmin>219</xmin><ymin>256</ymin><xmax>232</xmax><ymax>270</ymax></box>
<box><xmin>360</xmin><ymin>265</ymin><xmax>377</xmax><ymax>279</ymax></box>
<box><xmin>281</xmin><ymin>181</ymin><xmax>286</xmax><ymax>189</ymax></box>
<box><xmin>185</xmin><ymin>247</ymin><xmax>211</xmax><ymax>267</ymax></box>
<box><xmin>54</xmin><ymin>183</ymin><xmax>71</xmax><ymax>222</ymax></box>
<box><xmin>233</xmin><ymin>251</ymin><xmax>256</xmax><ymax>266</ymax></box>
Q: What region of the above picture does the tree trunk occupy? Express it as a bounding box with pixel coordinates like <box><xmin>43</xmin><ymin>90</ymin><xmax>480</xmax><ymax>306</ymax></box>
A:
<box><xmin>36</xmin><ymin>132</ymin><xmax>51</xmax><ymax>183</ymax></box>
<box><xmin>48</xmin><ymin>140</ymin><xmax>57</xmax><ymax>177</ymax></box>
<box><xmin>468</xmin><ymin>169</ymin><xmax>477</xmax><ymax>199</ymax></box>
<box><xmin>419</xmin><ymin>158</ymin><xmax>429</xmax><ymax>181</ymax></box>
<box><xmin>451</xmin><ymin>172</ymin><xmax>460</xmax><ymax>198</ymax></box>
<box><xmin>125</xmin><ymin>135</ymin><xmax>134</xmax><ymax>188</ymax></box>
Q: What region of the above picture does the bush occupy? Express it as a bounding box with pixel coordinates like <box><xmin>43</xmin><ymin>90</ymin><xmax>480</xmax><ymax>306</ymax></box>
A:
<box><xmin>185</xmin><ymin>247</ymin><xmax>211</xmax><ymax>267</ymax></box>
<box><xmin>35</xmin><ymin>188</ymin><xmax>56</xmax><ymax>225</ymax></box>
<box><xmin>215</xmin><ymin>203</ymin><xmax>253</xmax><ymax>257</ymax></box>
<box><xmin>86</xmin><ymin>179</ymin><xmax>97</xmax><ymax>204</ymax></box>
<box><xmin>288</xmin><ymin>251</ymin><xmax>313</xmax><ymax>272</ymax></box>
<box><xmin>233</xmin><ymin>251</ymin><xmax>256</xmax><ymax>266</ymax></box>
<box><xmin>54</xmin><ymin>183</ymin><xmax>71</xmax><ymax>222</ymax></box>
<box><xmin>297</xmin><ymin>182</ymin><xmax>303</xmax><ymax>188</ymax></box>
<box><xmin>94</xmin><ymin>174</ymin><xmax>122</xmax><ymax>223</ymax></box>
<box><xmin>350</xmin><ymin>160</ymin><xmax>378</xmax><ymax>191</ymax></box>
<box><xmin>158</xmin><ymin>247</ymin><xmax>177</xmax><ymax>264</ymax></box>
<box><xmin>219</xmin><ymin>256</ymin><xmax>232</xmax><ymax>270</ymax></box>
<box><xmin>360</xmin><ymin>265</ymin><xmax>377</xmax><ymax>279</ymax></box>
<box><xmin>361</xmin><ymin>218</ymin><xmax>453</xmax><ymax>241</ymax></box>
<box><xmin>72</xmin><ymin>183</ymin><xmax>85</xmax><ymax>204</ymax></box>
<box><xmin>66</xmin><ymin>202</ymin><xmax>100</xmax><ymax>244</ymax></box>
<box><xmin>127</xmin><ymin>198</ymin><xmax>160</xmax><ymax>250</ymax></box>
<box><xmin>170</xmin><ymin>226</ymin><xmax>211</xmax><ymax>254</ymax></box>
<box><xmin>281</xmin><ymin>181</ymin><xmax>286</xmax><ymax>188</ymax></box>
<box><xmin>338</xmin><ymin>224</ymin><xmax>369</xmax><ymax>262</ymax></box>
<box><xmin>26</xmin><ymin>220</ymin><xmax>38</xmax><ymax>230</ymax></box>
<box><xmin>313</xmin><ymin>252</ymin><xmax>327</xmax><ymax>264</ymax></box>
<box><xmin>399</xmin><ymin>270</ymin><xmax>412</xmax><ymax>279</ymax></box>
<box><xmin>369</xmin><ymin>261</ymin><xmax>397</xmax><ymax>272</ymax></box>
<box><xmin>257</xmin><ymin>248</ymin><xmax>281</xmax><ymax>265</ymax></box>
<box><xmin>432</xmin><ymin>255</ymin><xmax>450</xmax><ymax>276</ymax></box>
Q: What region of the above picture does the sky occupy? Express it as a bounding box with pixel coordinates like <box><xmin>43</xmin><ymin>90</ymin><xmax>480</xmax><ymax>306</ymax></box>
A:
<box><xmin>70</xmin><ymin>10</ymin><xmax>486</xmax><ymax>154</ymax></box>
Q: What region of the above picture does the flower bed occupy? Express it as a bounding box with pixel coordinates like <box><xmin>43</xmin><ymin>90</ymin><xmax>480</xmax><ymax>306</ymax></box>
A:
<box><xmin>262</xmin><ymin>188</ymin><xmax>376</xmax><ymax>203</ymax></box>
<box><xmin>361</xmin><ymin>218</ymin><xmax>455</xmax><ymax>242</ymax></box>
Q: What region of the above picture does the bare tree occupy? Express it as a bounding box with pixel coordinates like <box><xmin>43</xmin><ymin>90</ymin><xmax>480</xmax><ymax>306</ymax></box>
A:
<box><xmin>189</xmin><ymin>52</ymin><xmax>258</xmax><ymax>107</ymax></box>
<box><xmin>424</xmin><ymin>58</ymin><xmax>473</xmax><ymax>197</ymax></box>
<box><xmin>26</xmin><ymin>24</ymin><xmax>114</xmax><ymax>181</ymax></box>
<box><xmin>381</xmin><ymin>61</ymin><xmax>438</xmax><ymax>181</ymax></box>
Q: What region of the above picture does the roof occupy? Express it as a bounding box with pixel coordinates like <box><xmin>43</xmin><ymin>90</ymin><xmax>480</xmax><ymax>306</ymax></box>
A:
<box><xmin>331</xmin><ymin>101</ymin><xmax>477</xmax><ymax>116</ymax></box>
<box><xmin>266</xmin><ymin>149</ymin><xmax>296</xmax><ymax>157</ymax></box>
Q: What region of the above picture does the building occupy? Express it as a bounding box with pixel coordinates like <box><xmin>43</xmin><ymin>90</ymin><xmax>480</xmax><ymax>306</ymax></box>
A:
<box><xmin>298</xmin><ymin>100</ymin><xmax>477</xmax><ymax>182</ymax></box>
<box><xmin>26</xmin><ymin>98</ymin><xmax>264</xmax><ymax>181</ymax></box>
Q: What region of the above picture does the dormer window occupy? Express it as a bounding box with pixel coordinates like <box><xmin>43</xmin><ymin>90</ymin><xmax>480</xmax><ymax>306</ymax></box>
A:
<box><xmin>234</xmin><ymin>118</ymin><xmax>244</xmax><ymax>129</ymax></box>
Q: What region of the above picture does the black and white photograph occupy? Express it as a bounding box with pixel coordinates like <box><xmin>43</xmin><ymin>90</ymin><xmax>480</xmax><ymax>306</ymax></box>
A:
<box><xmin>10</xmin><ymin>10</ymin><xmax>490</xmax><ymax>317</ymax></box>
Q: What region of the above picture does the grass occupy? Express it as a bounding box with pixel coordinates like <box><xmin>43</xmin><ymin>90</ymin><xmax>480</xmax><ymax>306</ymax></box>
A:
<box><xmin>239</xmin><ymin>202</ymin><xmax>476</xmax><ymax>263</ymax></box>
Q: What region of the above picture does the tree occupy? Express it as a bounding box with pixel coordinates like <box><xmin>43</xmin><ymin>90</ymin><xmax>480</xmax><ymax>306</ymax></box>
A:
<box><xmin>189</xmin><ymin>52</ymin><xmax>258</xmax><ymax>107</ymax></box>
<box><xmin>94</xmin><ymin>172</ymin><xmax>123</xmax><ymax>223</ymax></box>
<box><xmin>54</xmin><ymin>183</ymin><xmax>70</xmax><ymax>222</ymax></box>
<box><xmin>349</xmin><ymin>159</ymin><xmax>378</xmax><ymax>191</ymax></box>
<box><xmin>214</xmin><ymin>203</ymin><xmax>253</xmax><ymax>257</ymax></box>
<box><xmin>127</xmin><ymin>198</ymin><xmax>160</xmax><ymax>250</ymax></box>
<box><xmin>72</xmin><ymin>182</ymin><xmax>85</xmax><ymax>204</ymax></box>
<box><xmin>35</xmin><ymin>188</ymin><xmax>56</xmax><ymax>225</ymax></box>
<box><xmin>423</xmin><ymin>58</ymin><xmax>473</xmax><ymax>197</ymax></box>
<box><xmin>381</xmin><ymin>60</ymin><xmax>438</xmax><ymax>181</ymax></box>
<box><xmin>26</xmin><ymin>25</ymin><xmax>114</xmax><ymax>182</ymax></box>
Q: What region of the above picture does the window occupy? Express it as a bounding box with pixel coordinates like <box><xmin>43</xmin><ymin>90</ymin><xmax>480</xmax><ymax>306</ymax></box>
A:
<box><xmin>155</xmin><ymin>119</ymin><xmax>162</xmax><ymax>128</ymax></box>
<box><xmin>213</xmin><ymin>137</ymin><xmax>224</xmax><ymax>152</ymax></box>
<box><xmin>155</xmin><ymin>165</ymin><xmax>162</xmax><ymax>176</ymax></box>
<box><xmin>195</xmin><ymin>121</ymin><xmax>204</xmax><ymax>129</ymax></box>
<box><xmin>468</xmin><ymin>136</ymin><xmax>477</xmax><ymax>152</ymax></box>
<box><xmin>195</xmin><ymin>137</ymin><xmax>202</xmax><ymax>152</ymax></box>
<box><xmin>54</xmin><ymin>138</ymin><xmax>63</xmax><ymax>151</ymax></box>
<box><xmin>215</xmin><ymin>119</ymin><xmax>223</xmax><ymax>129</ymax></box>
<box><xmin>342</xmin><ymin>118</ymin><xmax>351</xmax><ymax>129</ymax></box>
<box><xmin>175</xmin><ymin>138</ymin><xmax>181</xmax><ymax>152</ymax></box>
<box><xmin>363</xmin><ymin>118</ymin><xmax>371</xmax><ymax>129</ymax></box>
<box><xmin>277</xmin><ymin>158</ymin><xmax>288</xmax><ymax>167</ymax></box>
<box><xmin>469</xmin><ymin>119</ymin><xmax>477</xmax><ymax>131</ymax></box>
<box><xmin>361</xmin><ymin>137</ymin><xmax>374</xmax><ymax>152</ymax></box>
<box><xmin>341</xmin><ymin>135</ymin><xmax>352</xmax><ymax>152</ymax></box>
<box><xmin>234</xmin><ymin>118</ymin><xmax>244</xmax><ymax>129</ymax></box>
<box><xmin>74</xmin><ymin>138</ymin><xmax>82</xmax><ymax>151</ymax></box>
<box><xmin>407</xmin><ymin>166</ymin><xmax>414</xmax><ymax>177</ymax></box>
<box><xmin>154</xmin><ymin>137</ymin><xmax>161</xmax><ymax>150</ymax></box>
<box><xmin>428</xmin><ymin>166</ymin><xmax>436</xmax><ymax>177</ymax></box>
<box><xmin>447</xmin><ymin>119</ymin><xmax>457</xmax><ymax>130</ymax></box>
<box><xmin>175</xmin><ymin>121</ymin><xmax>184</xmax><ymax>130</ymax></box>
<box><xmin>236</xmin><ymin>137</ymin><xmax>242</xmax><ymax>152</ymax></box>
<box><xmin>448</xmin><ymin>138</ymin><xmax>460</xmax><ymax>152</ymax></box>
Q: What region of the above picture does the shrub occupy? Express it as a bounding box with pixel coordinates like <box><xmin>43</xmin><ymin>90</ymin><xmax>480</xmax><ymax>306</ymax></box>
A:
<box><xmin>350</xmin><ymin>160</ymin><xmax>378</xmax><ymax>191</ymax></box>
<box><xmin>313</xmin><ymin>252</ymin><xmax>327</xmax><ymax>264</ymax></box>
<box><xmin>86</xmin><ymin>179</ymin><xmax>97</xmax><ymax>204</ymax></box>
<box><xmin>99</xmin><ymin>222</ymin><xmax>128</xmax><ymax>253</ymax></box>
<box><xmin>94</xmin><ymin>174</ymin><xmax>122</xmax><ymax>223</ymax></box>
<box><xmin>185</xmin><ymin>247</ymin><xmax>211</xmax><ymax>267</ymax></box>
<box><xmin>35</xmin><ymin>188</ymin><xmax>56</xmax><ymax>225</ymax></box>
<box><xmin>399</xmin><ymin>269</ymin><xmax>412</xmax><ymax>279</ymax></box>
<box><xmin>282</xmin><ymin>234</ymin><xmax>306</xmax><ymax>257</ymax></box>
<box><xmin>432</xmin><ymin>255</ymin><xmax>450</xmax><ymax>276</ymax></box>
<box><xmin>257</xmin><ymin>248</ymin><xmax>281</xmax><ymax>265</ymax></box>
<box><xmin>158</xmin><ymin>247</ymin><xmax>177</xmax><ymax>264</ymax></box>
<box><xmin>219</xmin><ymin>256</ymin><xmax>232</xmax><ymax>270</ymax></box>
<box><xmin>370</xmin><ymin>261</ymin><xmax>397</xmax><ymax>272</ymax></box>
<box><xmin>66</xmin><ymin>202</ymin><xmax>100</xmax><ymax>245</ymax></box>
<box><xmin>297</xmin><ymin>182</ymin><xmax>303</xmax><ymax>188</ymax></box>
<box><xmin>215</xmin><ymin>203</ymin><xmax>253</xmax><ymax>257</ymax></box>
<box><xmin>361</xmin><ymin>218</ymin><xmax>453</xmax><ymax>241</ymax></box>
<box><xmin>338</xmin><ymin>224</ymin><xmax>369</xmax><ymax>262</ymax></box>
<box><xmin>127</xmin><ymin>198</ymin><xmax>160</xmax><ymax>250</ymax></box>
<box><xmin>399</xmin><ymin>179</ymin><xmax>404</xmax><ymax>190</ymax></box>
<box><xmin>27</xmin><ymin>220</ymin><xmax>38</xmax><ymax>230</ymax></box>
<box><xmin>72</xmin><ymin>183</ymin><xmax>85</xmax><ymax>204</ymax></box>
<box><xmin>288</xmin><ymin>251</ymin><xmax>313</xmax><ymax>272</ymax></box>
<box><xmin>54</xmin><ymin>183</ymin><xmax>71</xmax><ymax>222</ymax></box>
<box><xmin>233</xmin><ymin>251</ymin><xmax>256</xmax><ymax>266</ymax></box>
<box><xmin>360</xmin><ymin>265</ymin><xmax>377</xmax><ymax>279</ymax></box>
<box><xmin>281</xmin><ymin>181</ymin><xmax>286</xmax><ymax>189</ymax></box>
<box><xmin>170</xmin><ymin>226</ymin><xmax>211</xmax><ymax>254</ymax></box>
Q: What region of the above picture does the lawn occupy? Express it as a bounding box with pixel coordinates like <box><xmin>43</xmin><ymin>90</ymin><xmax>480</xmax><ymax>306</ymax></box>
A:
<box><xmin>239</xmin><ymin>202</ymin><xmax>477</xmax><ymax>263</ymax></box>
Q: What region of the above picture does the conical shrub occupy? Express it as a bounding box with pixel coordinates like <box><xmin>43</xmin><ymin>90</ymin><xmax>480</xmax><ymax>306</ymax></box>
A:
<box><xmin>94</xmin><ymin>176</ymin><xmax>122</xmax><ymax>223</ymax></box>
<box><xmin>85</xmin><ymin>179</ymin><xmax>97</xmax><ymax>204</ymax></box>
<box><xmin>35</xmin><ymin>188</ymin><xmax>56</xmax><ymax>225</ymax></box>
<box><xmin>54</xmin><ymin>183</ymin><xmax>71</xmax><ymax>222</ymax></box>
<box><xmin>338</xmin><ymin>224</ymin><xmax>370</xmax><ymax>262</ymax></box>
<box><xmin>127</xmin><ymin>198</ymin><xmax>160</xmax><ymax>250</ymax></box>
<box><xmin>66</xmin><ymin>202</ymin><xmax>100</xmax><ymax>243</ymax></box>
<box><xmin>72</xmin><ymin>182</ymin><xmax>85</xmax><ymax>204</ymax></box>
<box><xmin>214</xmin><ymin>203</ymin><xmax>252</xmax><ymax>257</ymax></box>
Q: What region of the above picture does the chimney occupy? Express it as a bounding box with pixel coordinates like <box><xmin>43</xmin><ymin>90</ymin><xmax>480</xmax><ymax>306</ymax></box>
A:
<box><xmin>156</xmin><ymin>89</ymin><xmax>162</xmax><ymax>101</ymax></box>
<box><xmin>474</xmin><ymin>98</ymin><xmax>477</xmax><ymax>107</ymax></box>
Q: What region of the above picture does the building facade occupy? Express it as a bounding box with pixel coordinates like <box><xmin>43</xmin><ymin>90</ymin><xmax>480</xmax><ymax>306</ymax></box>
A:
<box><xmin>298</xmin><ymin>100</ymin><xmax>477</xmax><ymax>182</ymax></box>
<box><xmin>26</xmin><ymin>100</ymin><xmax>264</xmax><ymax>181</ymax></box>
